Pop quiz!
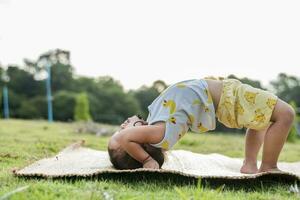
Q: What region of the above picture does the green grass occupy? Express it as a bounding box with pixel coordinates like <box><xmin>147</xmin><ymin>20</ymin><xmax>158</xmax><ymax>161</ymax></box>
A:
<box><xmin>0</xmin><ymin>119</ymin><xmax>300</xmax><ymax>200</ymax></box>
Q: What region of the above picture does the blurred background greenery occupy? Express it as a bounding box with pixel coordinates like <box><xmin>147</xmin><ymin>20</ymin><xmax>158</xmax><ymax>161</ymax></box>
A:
<box><xmin>0</xmin><ymin>49</ymin><xmax>299</xmax><ymax>136</ymax></box>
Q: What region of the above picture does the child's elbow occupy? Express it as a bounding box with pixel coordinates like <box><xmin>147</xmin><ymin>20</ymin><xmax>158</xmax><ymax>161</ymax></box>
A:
<box><xmin>118</xmin><ymin>131</ymin><xmax>136</xmax><ymax>149</ymax></box>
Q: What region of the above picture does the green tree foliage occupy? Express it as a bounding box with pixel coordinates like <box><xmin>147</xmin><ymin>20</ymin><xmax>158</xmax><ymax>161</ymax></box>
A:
<box><xmin>53</xmin><ymin>91</ymin><xmax>76</xmax><ymax>121</ymax></box>
<box><xmin>74</xmin><ymin>92</ymin><xmax>92</xmax><ymax>122</ymax></box>
<box><xmin>18</xmin><ymin>96</ymin><xmax>47</xmax><ymax>119</ymax></box>
<box><xmin>270</xmin><ymin>73</ymin><xmax>300</xmax><ymax>106</ymax></box>
<box><xmin>50</xmin><ymin>63</ymin><xmax>74</xmax><ymax>92</ymax></box>
<box><xmin>152</xmin><ymin>80</ymin><xmax>168</xmax><ymax>93</ymax></box>
<box><xmin>24</xmin><ymin>49</ymin><xmax>74</xmax><ymax>93</ymax></box>
<box><xmin>73</xmin><ymin>76</ymin><xmax>98</xmax><ymax>94</ymax></box>
<box><xmin>0</xmin><ymin>67</ymin><xmax>4</xmax><ymax>87</ymax></box>
<box><xmin>6</xmin><ymin>65</ymin><xmax>43</xmax><ymax>97</ymax></box>
<box><xmin>1</xmin><ymin>49</ymin><xmax>300</xmax><ymax>130</ymax></box>
<box><xmin>129</xmin><ymin>80</ymin><xmax>167</xmax><ymax>119</ymax></box>
<box><xmin>88</xmin><ymin>76</ymin><xmax>141</xmax><ymax>124</ymax></box>
<box><xmin>5</xmin><ymin>91</ymin><xmax>26</xmax><ymax>118</ymax></box>
<box><xmin>228</xmin><ymin>74</ymin><xmax>265</xmax><ymax>89</ymax></box>
<box><xmin>18</xmin><ymin>101</ymin><xmax>41</xmax><ymax>119</ymax></box>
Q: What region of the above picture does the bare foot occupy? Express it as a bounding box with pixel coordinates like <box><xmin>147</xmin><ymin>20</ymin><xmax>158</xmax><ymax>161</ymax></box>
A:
<box><xmin>258</xmin><ymin>167</ymin><xmax>282</xmax><ymax>173</ymax></box>
<box><xmin>240</xmin><ymin>161</ymin><xmax>258</xmax><ymax>174</ymax></box>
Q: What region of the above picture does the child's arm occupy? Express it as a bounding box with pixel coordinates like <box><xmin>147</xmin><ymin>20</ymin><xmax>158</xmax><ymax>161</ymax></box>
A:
<box><xmin>118</xmin><ymin>124</ymin><xmax>165</xmax><ymax>168</ymax></box>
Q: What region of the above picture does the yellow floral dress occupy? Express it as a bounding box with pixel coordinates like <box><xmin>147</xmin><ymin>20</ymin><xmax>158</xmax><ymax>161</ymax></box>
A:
<box><xmin>146</xmin><ymin>79</ymin><xmax>216</xmax><ymax>150</ymax></box>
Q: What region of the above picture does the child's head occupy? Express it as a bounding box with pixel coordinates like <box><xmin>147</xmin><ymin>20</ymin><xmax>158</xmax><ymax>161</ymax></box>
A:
<box><xmin>108</xmin><ymin>143</ymin><xmax>165</xmax><ymax>169</ymax></box>
<box><xmin>108</xmin><ymin>115</ymin><xmax>165</xmax><ymax>169</ymax></box>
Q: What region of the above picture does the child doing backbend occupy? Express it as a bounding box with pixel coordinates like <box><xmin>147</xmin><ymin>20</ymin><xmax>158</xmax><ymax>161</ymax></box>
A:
<box><xmin>108</xmin><ymin>77</ymin><xmax>295</xmax><ymax>174</ymax></box>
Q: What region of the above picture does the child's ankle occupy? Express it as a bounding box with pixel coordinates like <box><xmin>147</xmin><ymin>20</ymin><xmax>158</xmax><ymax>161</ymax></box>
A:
<box><xmin>259</xmin><ymin>163</ymin><xmax>278</xmax><ymax>172</ymax></box>
<box><xmin>240</xmin><ymin>160</ymin><xmax>258</xmax><ymax>174</ymax></box>
<box><xmin>243</xmin><ymin>159</ymin><xmax>257</xmax><ymax>166</ymax></box>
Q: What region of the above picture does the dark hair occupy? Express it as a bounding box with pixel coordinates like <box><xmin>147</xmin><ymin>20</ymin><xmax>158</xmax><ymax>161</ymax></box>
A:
<box><xmin>108</xmin><ymin>144</ymin><xmax>165</xmax><ymax>169</ymax></box>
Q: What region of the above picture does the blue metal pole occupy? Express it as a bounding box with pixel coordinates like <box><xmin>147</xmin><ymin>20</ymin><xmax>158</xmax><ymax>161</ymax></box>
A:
<box><xmin>3</xmin><ymin>85</ymin><xmax>9</xmax><ymax>119</ymax></box>
<box><xmin>46</xmin><ymin>63</ymin><xmax>53</xmax><ymax>122</ymax></box>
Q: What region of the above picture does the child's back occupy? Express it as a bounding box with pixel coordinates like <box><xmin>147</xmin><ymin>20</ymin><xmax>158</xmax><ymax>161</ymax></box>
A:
<box><xmin>146</xmin><ymin>79</ymin><xmax>217</xmax><ymax>150</ymax></box>
<box><xmin>108</xmin><ymin>77</ymin><xmax>295</xmax><ymax>173</ymax></box>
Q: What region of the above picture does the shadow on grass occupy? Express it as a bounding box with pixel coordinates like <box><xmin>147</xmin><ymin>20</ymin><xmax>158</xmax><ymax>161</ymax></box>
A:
<box><xmin>17</xmin><ymin>171</ymin><xmax>300</xmax><ymax>192</ymax></box>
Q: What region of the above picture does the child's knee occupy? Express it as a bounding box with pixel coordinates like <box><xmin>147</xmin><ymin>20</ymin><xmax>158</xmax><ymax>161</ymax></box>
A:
<box><xmin>279</xmin><ymin>104</ymin><xmax>295</xmax><ymax>126</ymax></box>
<box><xmin>285</xmin><ymin>105</ymin><xmax>296</xmax><ymax>123</ymax></box>
<box><xmin>272</xmin><ymin>100</ymin><xmax>295</xmax><ymax>126</ymax></box>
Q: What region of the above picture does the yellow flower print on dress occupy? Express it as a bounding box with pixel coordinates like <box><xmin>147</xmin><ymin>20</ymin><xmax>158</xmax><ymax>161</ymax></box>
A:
<box><xmin>176</xmin><ymin>83</ymin><xmax>186</xmax><ymax>88</ymax></box>
<box><xmin>192</xmin><ymin>99</ymin><xmax>202</xmax><ymax>105</ymax></box>
<box><xmin>197</xmin><ymin>122</ymin><xmax>209</xmax><ymax>132</ymax></box>
<box><xmin>147</xmin><ymin>79</ymin><xmax>216</xmax><ymax>150</ymax></box>
<box><xmin>204</xmin><ymin>88</ymin><xmax>209</xmax><ymax>96</ymax></box>
<box><xmin>178</xmin><ymin>125</ymin><xmax>187</xmax><ymax>140</ymax></box>
<box><xmin>237</xmin><ymin>101</ymin><xmax>244</xmax><ymax>115</ymax></box>
<box><xmin>227</xmin><ymin>114</ymin><xmax>235</xmax><ymax>127</ymax></box>
<box><xmin>178</xmin><ymin>132</ymin><xmax>183</xmax><ymax>140</ymax></box>
<box><xmin>222</xmin><ymin>97</ymin><xmax>233</xmax><ymax>109</ymax></box>
<box><xmin>204</xmin><ymin>89</ymin><xmax>213</xmax><ymax>104</ymax></box>
<box><xmin>204</xmin><ymin>105</ymin><xmax>210</xmax><ymax>112</ymax></box>
<box><xmin>169</xmin><ymin>116</ymin><xmax>176</xmax><ymax>124</ymax></box>
<box><xmin>266</xmin><ymin>98</ymin><xmax>277</xmax><ymax>109</ymax></box>
<box><xmin>161</xmin><ymin>141</ymin><xmax>169</xmax><ymax>150</ymax></box>
<box><xmin>188</xmin><ymin>114</ymin><xmax>195</xmax><ymax>125</ymax></box>
<box><xmin>163</xmin><ymin>99</ymin><xmax>176</xmax><ymax>114</ymax></box>
<box><xmin>244</xmin><ymin>91</ymin><xmax>259</xmax><ymax>104</ymax></box>
<box><xmin>233</xmin><ymin>88</ymin><xmax>237</xmax><ymax>96</ymax></box>
<box><xmin>216</xmin><ymin>79</ymin><xmax>277</xmax><ymax>130</ymax></box>
<box><xmin>252</xmin><ymin>109</ymin><xmax>266</xmax><ymax>123</ymax></box>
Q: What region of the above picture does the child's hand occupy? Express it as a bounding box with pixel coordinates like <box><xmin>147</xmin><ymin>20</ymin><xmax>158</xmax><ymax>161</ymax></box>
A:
<box><xmin>143</xmin><ymin>157</ymin><xmax>159</xmax><ymax>169</ymax></box>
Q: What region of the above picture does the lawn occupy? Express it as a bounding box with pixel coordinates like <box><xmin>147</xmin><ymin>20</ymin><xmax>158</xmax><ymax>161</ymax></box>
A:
<box><xmin>0</xmin><ymin>119</ymin><xmax>300</xmax><ymax>200</ymax></box>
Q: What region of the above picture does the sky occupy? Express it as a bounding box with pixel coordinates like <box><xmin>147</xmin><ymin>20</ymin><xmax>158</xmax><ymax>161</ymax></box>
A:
<box><xmin>0</xmin><ymin>0</ymin><xmax>299</xmax><ymax>90</ymax></box>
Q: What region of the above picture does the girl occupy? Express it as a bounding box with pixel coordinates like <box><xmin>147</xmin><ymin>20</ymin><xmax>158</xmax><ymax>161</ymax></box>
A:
<box><xmin>108</xmin><ymin>78</ymin><xmax>295</xmax><ymax>174</ymax></box>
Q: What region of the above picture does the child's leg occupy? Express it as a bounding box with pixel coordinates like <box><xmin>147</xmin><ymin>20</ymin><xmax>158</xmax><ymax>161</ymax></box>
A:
<box><xmin>258</xmin><ymin>99</ymin><xmax>295</xmax><ymax>173</ymax></box>
<box><xmin>240</xmin><ymin>127</ymin><xmax>268</xmax><ymax>174</ymax></box>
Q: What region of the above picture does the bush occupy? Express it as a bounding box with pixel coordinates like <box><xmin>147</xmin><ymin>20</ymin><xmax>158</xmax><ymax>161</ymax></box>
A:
<box><xmin>88</xmin><ymin>85</ymin><xmax>141</xmax><ymax>125</ymax></box>
<box><xmin>74</xmin><ymin>92</ymin><xmax>92</xmax><ymax>122</ymax></box>
<box><xmin>18</xmin><ymin>96</ymin><xmax>47</xmax><ymax>119</ymax></box>
<box><xmin>18</xmin><ymin>101</ymin><xmax>41</xmax><ymax>119</ymax></box>
<box><xmin>53</xmin><ymin>91</ymin><xmax>76</xmax><ymax>121</ymax></box>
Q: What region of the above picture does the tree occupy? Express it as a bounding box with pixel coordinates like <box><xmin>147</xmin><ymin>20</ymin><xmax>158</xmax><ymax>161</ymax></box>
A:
<box><xmin>53</xmin><ymin>91</ymin><xmax>76</xmax><ymax>121</ymax></box>
<box><xmin>0</xmin><ymin>66</ymin><xmax>4</xmax><ymax>87</ymax></box>
<box><xmin>18</xmin><ymin>101</ymin><xmax>41</xmax><ymax>119</ymax></box>
<box><xmin>270</xmin><ymin>73</ymin><xmax>300</xmax><ymax>106</ymax></box>
<box><xmin>73</xmin><ymin>76</ymin><xmax>98</xmax><ymax>94</ymax></box>
<box><xmin>24</xmin><ymin>49</ymin><xmax>75</xmax><ymax>93</ymax></box>
<box><xmin>6</xmin><ymin>65</ymin><xmax>43</xmax><ymax>97</ymax></box>
<box><xmin>152</xmin><ymin>80</ymin><xmax>168</xmax><ymax>93</ymax></box>
<box><xmin>74</xmin><ymin>92</ymin><xmax>92</xmax><ymax>121</ymax></box>
<box><xmin>228</xmin><ymin>74</ymin><xmax>265</xmax><ymax>89</ymax></box>
<box><xmin>130</xmin><ymin>80</ymin><xmax>168</xmax><ymax>119</ymax></box>
<box><xmin>87</xmin><ymin>76</ymin><xmax>141</xmax><ymax>124</ymax></box>
<box><xmin>4</xmin><ymin>90</ymin><xmax>26</xmax><ymax>118</ymax></box>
